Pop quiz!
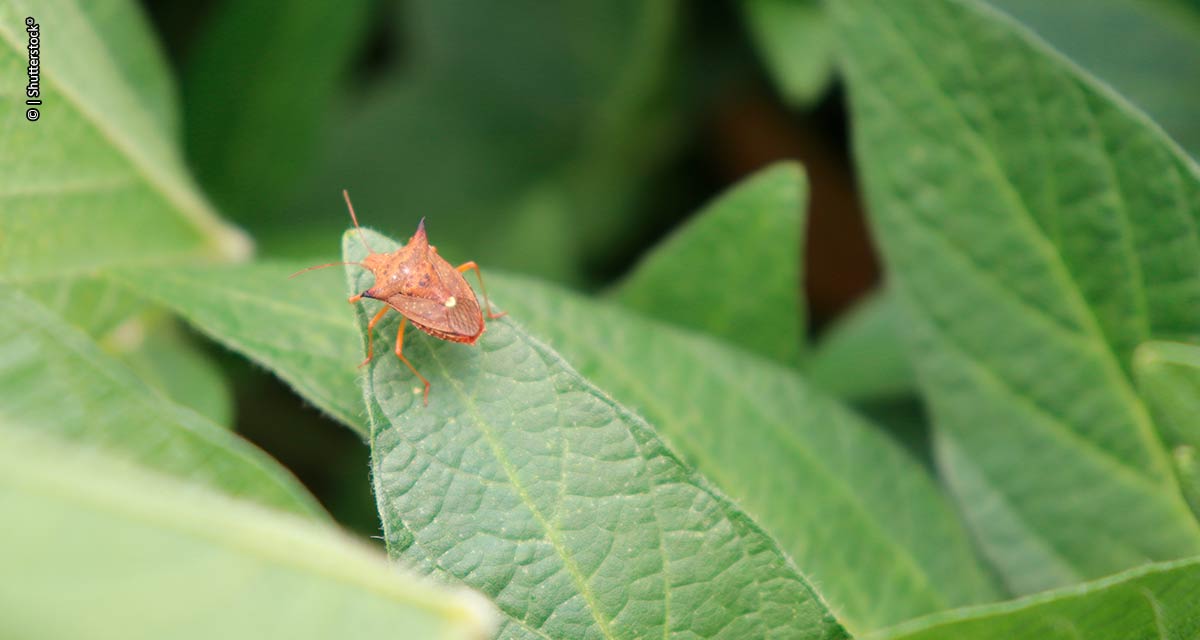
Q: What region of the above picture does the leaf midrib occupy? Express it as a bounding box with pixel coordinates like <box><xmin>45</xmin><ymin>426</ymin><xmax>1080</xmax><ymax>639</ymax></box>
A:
<box><xmin>422</xmin><ymin>328</ymin><xmax>620</xmax><ymax>640</ymax></box>
<box><xmin>0</xmin><ymin>9</ymin><xmax>238</xmax><ymax>257</ymax></box>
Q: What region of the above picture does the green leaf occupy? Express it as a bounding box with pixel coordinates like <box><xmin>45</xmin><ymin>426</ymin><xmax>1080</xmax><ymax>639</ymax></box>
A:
<box><xmin>0</xmin><ymin>427</ymin><xmax>497</xmax><ymax>640</ymax></box>
<box><xmin>615</xmin><ymin>163</ymin><xmax>807</xmax><ymax>364</ymax></box>
<box><xmin>807</xmin><ymin>289</ymin><xmax>916</xmax><ymax>402</ymax></box>
<box><xmin>18</xmin><ymin>274</ymin><xmax>148</xmax><ymax>339</ymax></box>
<box><xmin>872</xmin><ymin>555</ymin><xmax>1200</xmax><ymax>640</ymax></box>
<box><xmin>109</xmin><ymin>263</ymin><xmax>366</xmax><ymax>437</ymax></box>
<box><xmin>986</xmin><ymin>0</ymin><xmax>1200</xmax><ymax>158</ymax></box>
<box><xmin>346</xmin><ymin>230</ymin><xmax>848</xmax><ymax>640</ymax></box>
<box><xmin>0</xmin><ymin>0</ymin><xmax>249</xmax><ymax>283</ymax></box>
<box><xmin>0</xmin><ymin>285</ymin><xmax>321</xmax><ymax>517</ymax></box>
<box><xmin>1135</xmin><ymin>341</ymin><xmax>1200</xmax><ymax>516</ymax></box>
<box><xmin>184</xmin><ymin>0</ymin><xmax>372</xmax><ymax>221</ymax></box>
<box><xmin>497</xmin><ymin>274</ymin><xmax>1000</xmax><ymax>633</ymax></box>
<box><xmin>833</xmin><ymin>0</ymin><xmax>1200</xmax><ymax>594</ymax></box>
<box><xmin>78</xmin><ymin>0</ymin><xmax>180</xmax><ymax>138</ymax></box>
<box><xmin>741</xmin><ymin>0</ymin><xmax>834</xmax><ymax>105</ymax></box>
<box><xmin>111</xmin><ymin>320</ymin><xmax>234</xmax><ymax>427</ymax></box>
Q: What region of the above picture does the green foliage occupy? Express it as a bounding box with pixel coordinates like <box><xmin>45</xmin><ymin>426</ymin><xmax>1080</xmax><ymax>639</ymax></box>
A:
<box><xmin>741</xmin><ymin>0</ymin><xmax>834</xmax><ymax>105</ymax></box>
<box><xmin>1136</xmin><ymin>341</ymin><xmax>1200</xmax><ymax>516</ymax></box>
<box><xmin>807</xmin><ymin>290</ymin><xmax>915</xmax><ymax>402</ymax></box>
<box><xmin>112</xmin><ymin>320</ymin><xmax>234</xmax><ymax>427</ymax></box>
<box><xmin>7</xmin><ymin>0</ymin><xmax>1200</xmax><ymax>636</ymax></box>
<box><xmin>110</xmin><ymin>264</ymin><xmax>366</xmax><ymax>436</ymax></box>
<box><xmin>0</xmin><ymin>286</ymin><xmax>321</xmax><ymax>516</ymax></box>
<box><xmin>872</xmin><ymin>556</ymin><xmax>1200</xmax><ymax>640</ymax></box>
<box><xmin>987</xmin><ymin>0</ymin><xmax>1200</xmax><ymax>158</ymax></box>
<box><xmin>615</xmin><ymin>163</ymin><xmax>807</xmax><ymax>364</ymax></box>
<box><xmin>184</xmin><ymin>0</ymin><xmax>372</xmax><ymax>221</ymax></box>
<box><xmin>0</xmin><ymin>427</ymin><xmax>497</xmax><ymax>640</ymax></box>
<box><xmin>498</xmin><ymin>274</ymin><xmax>999</xmax><ymax>633</ymax></box>
<box><xmin>345</xmin><ymin>230</ymin><xmax>847</xmax><ymax>640</ymax></box>
<box><xmin>833</xmin><ymin>0</ymin><xmax>1200</xmax><ymax>595</ymax></box>
<box><xmin>0</xmin><ymin>0</ymin><xmax>248</xmax><ymax>284</ymax></box>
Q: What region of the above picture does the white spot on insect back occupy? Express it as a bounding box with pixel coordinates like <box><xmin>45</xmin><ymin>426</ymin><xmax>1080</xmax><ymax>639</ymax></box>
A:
<box><xmin>444</xmin><ymin>296</ymin><xmax>457</xmax><ymax>308</ymax></box>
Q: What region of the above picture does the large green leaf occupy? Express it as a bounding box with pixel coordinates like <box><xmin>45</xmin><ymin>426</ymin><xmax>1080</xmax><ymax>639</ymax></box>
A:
<box><xmin>987</xmin><ymin>0</ymin><xmax>1200</xmax><ymax>158</ymax></box>
<box><xmin>0</xmin><ymin>285</ymin><xmax>320</xmax><ymax>516</ymax></box>
<box><xmin>184</xmin><ymin>0</ymin><xmax>371</xmax><ymax>221</ymax></box>
<box><xmin>615</xmin><ymin>163</ymin><xmax>807</xmax><ymax>364</ymax></box>
<box><xmin>109</xmin><ymin>264</ymin><xmax>366</xmax><ymax>437</ymax></box>
<box><xmin>833</xmin><ymin>0</ymin><xmax>1200</xmax><ymax>594</ymax></box>
<box><xmin>0</xmin><ymin>427</ymin><xmax>496</xmax><ymax>640</ymax></box>
<box><xmin>1136</xmin><ymin>341</ymin><xmax>1200</xmax><ymax>516</ymax></box>
<box><xmin>741</xmin><ymin>0</ymin><xmax>834</xmax><ymax>106</ymax></box>
<box><xmin>0</xmin><ymin>0</ymin><xmax>248</xmax><ymax>283</ymax></box>
<box><xmin>496</xmin><ymin>274</ymin><xmax>1000</xmax><ymax>633</ymax></box>
<box><xmin>346</xmin><ymin>230</ymin><xmax>848</xmax><ymax>640</ymax></box>
<box><xmin>872</xmin><ymin>555</ymin><xmax>1200</xmax><ymax>640</ymax></box>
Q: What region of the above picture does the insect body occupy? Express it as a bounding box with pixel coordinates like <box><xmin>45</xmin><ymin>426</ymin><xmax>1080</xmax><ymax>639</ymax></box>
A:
<box><xmin>295</xmin><ymin>191</ymin><xmax>504</xmax><ymax>405</ymax></box>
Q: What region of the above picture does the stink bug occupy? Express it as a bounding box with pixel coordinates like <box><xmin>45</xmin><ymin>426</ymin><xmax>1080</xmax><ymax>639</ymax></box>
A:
<box><xmin>293</xmin><ymin>191</ymin><xmax>504</xmax><ymax>404</ymax></box>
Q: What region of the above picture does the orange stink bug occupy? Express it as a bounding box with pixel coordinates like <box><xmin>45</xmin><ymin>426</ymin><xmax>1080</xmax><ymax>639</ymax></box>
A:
<box><xmin>294</xmin><ymin>191</ymin><xmax>504</xmax><ymax>404</ymax></box>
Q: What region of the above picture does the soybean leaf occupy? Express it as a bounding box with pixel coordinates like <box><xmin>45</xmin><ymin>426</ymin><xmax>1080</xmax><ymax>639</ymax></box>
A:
<box><xmin>346</xmin><ymin>230</ymin><xmax>848</xmax><ymax>640</ymax></box>
<box><xmin>112</xmin><ymin>320</ymin><xmax>234</xmax><ymax>427</ymax></box>
<box><xmin>0</xmin><ymin>0</ymin><xmax>249</xmax><ymax>283</ymax></box>
<box><xmin>0</xmin><ymin>285</ymin><xmax>321</xmax><ymax>517</ymax></box>
<box><xmin>742</xmin><ymin>0</ymin><xmax>834</xmax><ymax>106</ymax></box>
<box><xmin>497</xmin><ymin>274</ymin><xmax>1000</xmax><ymax>633</ymax></box>
<box><xmin>807</xmin><ymin>289</ymin><xmax>916</xmax><ymax>402</ymax></box>
<box><xmin>987</xmin><ymin>0</ymin><xmax>1200</xmax><ymax>158</ymax></box>
<box><xmin>615</xmin><ymin>163</ymin><xmax>807</xmax><ymax>364</ymax></box>
<box><xmin>872</xmin><ymin>556</ymin><xmax>1200</xmax><ymax>640</ymax></box>
<box><xmin>833</xmin><ymin>0</ymin><xmax>1200</xmax><ymax>595</ymax></box>
<box><xmin>1135</xmin><ymin>341</ymin><xmax>1200</xmax><ymax>516</ymax></box>
<box><xmin>109</xmin><ymin>263</ymin><xmax>366</xmax><ymax>437</ymax></box>
<box><xmin>0</xmin><ymin>427</ymin><xmax>497</xmax><ymax>640</ymax></box>
<box><xmin>184</xmin><ymin>0</ymin><xmax>371</xmax><ymax>222</ymax></box>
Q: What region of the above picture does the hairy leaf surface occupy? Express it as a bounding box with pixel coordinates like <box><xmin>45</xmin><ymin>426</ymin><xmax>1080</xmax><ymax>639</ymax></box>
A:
<box><xmin>347</xmin><ymin>230</ymin><xmax>847</xmax><ymax>640</ymax></box>
<box><xmin>499</xmin><ymin>274</ymin><xmax>1000</xmax><ymax>633</ymax></box>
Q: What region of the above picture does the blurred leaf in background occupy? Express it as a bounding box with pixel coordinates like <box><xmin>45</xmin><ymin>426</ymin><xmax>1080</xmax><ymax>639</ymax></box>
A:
<box><xmin>0</xmin><ymin>0</ymin><xmax>248</xmax><ymax>287</ymax></box>
<box><xmin>986</xmin><ymin>0</ymin><xmax>1200</xmax><ymax>158</ymax></box>
<box><xmin>740</xmin><ymin>0</ymin><xmax>833</xmax><ymax>106</ymax></box>
<box><xmin>0</xmin><ymin>427</ymin><xmax>497</xmax><ymax>640</ymax></box>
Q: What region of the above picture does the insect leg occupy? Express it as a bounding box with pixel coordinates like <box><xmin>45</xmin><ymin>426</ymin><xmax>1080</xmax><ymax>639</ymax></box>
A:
<box><xmin>394</xmin><ymin>316</ymin><xmax>432</xmax><ymax>405</ymax></box>
<box><xmin>455</xmin><ymin>261</ymin><xmax>506</xmax><ymax>319</ymax></box>
<box><xmin>359</xmin><ymin>305</ymin><xmax>391</xmax><ymax>368</ymax></box>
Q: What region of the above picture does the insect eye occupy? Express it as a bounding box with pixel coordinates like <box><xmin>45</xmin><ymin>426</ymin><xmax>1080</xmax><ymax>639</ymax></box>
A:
<box><xmin>361</xmin><ymin>290</ymin><xmax>374</xmax><ymax>299</ymax></box>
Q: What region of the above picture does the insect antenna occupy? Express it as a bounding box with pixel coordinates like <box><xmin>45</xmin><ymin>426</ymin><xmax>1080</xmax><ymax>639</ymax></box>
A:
<box><xmin>342</xmin><ymin>189</ymin><xmax>375</xmax><ymax>255</ymax></box>
<box><xmin>288</xmin><ymin>261</ymin><xmax>364</xmax><ymax>279</ymax></box>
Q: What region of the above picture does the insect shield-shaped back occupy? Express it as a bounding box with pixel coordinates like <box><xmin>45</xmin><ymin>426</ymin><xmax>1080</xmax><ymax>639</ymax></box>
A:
<box><xmin>361</xmin><ymin>220</ymin><xmax>486</xmax><ymax>344</ymax></box>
